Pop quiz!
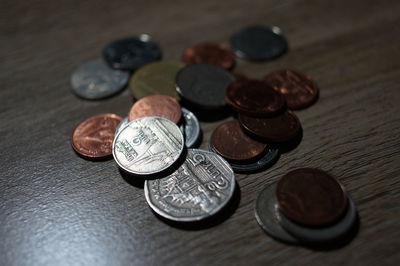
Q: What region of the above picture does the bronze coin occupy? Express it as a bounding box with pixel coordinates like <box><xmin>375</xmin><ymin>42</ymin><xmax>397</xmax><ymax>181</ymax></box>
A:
<box><xmin>210</xmin><ymin>120</ymin><xmax>267</xmax><ymax>162</ymax></box>
<box><xmin>181</xmin><ymin>42</ymin><xmax>235</xmax><ymax>70</ymax></box>
<box><xmin>71</xmin><ymin>113</ymin><xmax>122</xmax><ymax>158</ymax></box>
<box><xmin>264</xmin><ymin>70</ymin><xmax>319</xmax><ymax>110</ymax></box>
<box><xmin>128</xmin><ymin>94</ymin><xmax>181</xmax><ymax>123</ymax></box>
<box><xmin>276</xmin><ymin>168</ymin><xmax>348</xmax><ymax>226</ymax></box>
<box><xmin>226</xmin><ymin>80</ymin><xmax>285</xmax><ymax>117</ymax></box>
<box><xmin>238</xmin><ymin>111</ymin><xmax>301</xmax><ymax>142</ymax></box>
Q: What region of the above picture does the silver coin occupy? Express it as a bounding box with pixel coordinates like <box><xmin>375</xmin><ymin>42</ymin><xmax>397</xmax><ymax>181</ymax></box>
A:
<box><xmin>277</xmin><ymin>195</ymin><xmax>357</xmax><ymax>243</ymax></box>
<box><xmin>70</xmin><ymin>59</ymin><xmax>129</xmax><ymax>100</ymax></box>
<box><xmin>179</xmin><ymin>108</ymin><xmax>201</xmax><ymax>148</ymax></box>
<box><xmin>144</xmin><ymin>149</ymin><xmax>236</xmax><ymax>222</ymax></box>
<box><xmin>112</xmin><ymin>116</ymin><xmax>184</xmax><ymax>175</ymax></box>
<box><xmin>115</xmin><ymin>116</ymin><xmax>129</xmax><ymax>136</ymax></box>
<box><xmin>255</xmin><ymin>183</ymin><xmax>299</xmax><ymax>243</ymax></box>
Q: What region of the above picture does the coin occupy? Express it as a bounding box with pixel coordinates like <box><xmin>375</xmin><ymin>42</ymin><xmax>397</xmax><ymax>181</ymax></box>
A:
<box><xmin>180</xmin><ymin>108</ymin><xmax>201</xmax><ymax>148</ymax></box>
<box><xmin>71</xmin><ymin>113</ymin><xmax>122</xmax><ymax>158</ymax></box>
<box><xmin>128</xmin><ymin>94</ymin><xmax>182</xmax><ymax>123</ymax></box>
<box><xmin>181</xmin><ymin>42</ymin><xmax>235</xmax><ymax>70</ymax></box>
<box><xmin>230</xmin><ymin>25</ymin><xmax>288</xmax><ymax>60</ymax></box>
<box><xmin>129</xmin><ymin>61</ymin><xmax>184</xmax><ymax>100</ymax></box>
<box><xmin>276</xmin><ymin>168</ymin><xmax>348</xmax><ymax>226</ymax></box>
<box><xmin>255</xmin><ymin>183</ymin><xmax>299</xmax><ymax>243</ymax></box>
<box><xmin>264</xmin><ymin>70</ymin><xmax>319</xmax><ymax>110</ymax></box>
<box><xmin>70</xmin><ymin>59</ymin><xmax>129</xmax><ymax>100</ymax></box>
<box><xmin>115</xmin><ymin>116</ymin><xmax>129</xmax><ymax>136</ymax></box>
<box><xmin>225</xmin><ymin>80</ymin><xmax>285</xmax><ymax>117</ymax></box>
<box><xmin>103</xmin><ymin>35</ymin><xmax>162</xmax><ymax>71</ymax></box>
<box><xmin>144</xmin><ymin>149</ymin><xmax>236</xmax><ymax>222</ymax></box>
<box><xmin>239</xmin><ymin>111</ymin><xmax>301</xmax><ymax>142</ymax></box>
<box><xmin>176</xmin><ymin>63</ymin><xmax>235</xmax><ymax>109</ymax></box>
<box><xmin>233</xmin><ymin>72</ymin><xmax>251</xmax><ymax>82</ymax></box>
<box><xmin>112</xmin><ymin>116</ymin><xmax>184</xmax><ymax>175</ymax></box>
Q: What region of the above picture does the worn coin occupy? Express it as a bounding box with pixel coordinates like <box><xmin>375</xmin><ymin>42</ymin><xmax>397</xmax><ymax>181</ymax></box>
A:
<box><xmin>181</xmin><ymin>42</ymin><xmax>235</xmax><ymax>70</ymax></box>
<box><xmin>128</xmin><ymin>94</ymin><xmax>182</xmax><ymax>123</ymax></box>
<box><xmin>264</xmin><ymin>70</ymin><xmax>319</xmax><ymax>110</ymax></box>
<box><xmin>230</xmin><ymin>25</ymin><xmax>288</xmax><ymax>60</ymax></box>
<box><xmin>176</xmin><ymin>63</ymin><xmax>235</xmax><ymax>109</ymax></box>
<box><xmin>71</xmin><ymin>113</ymin><xmax>122</xmax><ymax>158</ymax></box>
<box><xmin>276</xmin><ymin>168</ymin><xmax>348</xmax><ymax>226</ymax></box>
<box><xmin>144</xmin><ymin>149</ymin><xmax>236</xmax><ymax>221</ymax></box>
<box><xmin>255</xmin><ymin>183</ymin><xmax>299</xmax><ymax>243</ymax></box>
<box><xmin>103</xmin><ymin>35</ymin><xmax>162</xmax><ymax>71</ymax></box>
<box><xmin>70</xmin><ymin>59</ymin><xmax>129</xmax><ymax>100</ymax></box>
<box><xmin>112</xmin><ymin>116</ymin><xmax>184</xmax><ymax>175</ymax></box>
<box><xmin>180</xmin><ymin>108</ymin><xmax>201</xmax><ymax>148</ymax></box>
<box><xmin>129</xmin><ymin>61</ymin><xmax>184</xmax><ymax>100</ymax></box>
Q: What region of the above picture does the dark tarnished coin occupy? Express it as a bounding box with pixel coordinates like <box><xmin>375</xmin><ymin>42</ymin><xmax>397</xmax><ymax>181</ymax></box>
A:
<box><xmin>103</xmin><ymin>35</ymin><xmax>162</xmax><ymax>71</ymax></box>
<box><xmin>181</xmin><ymin>42</ymin><xmax>235</xmax><ymax>70</ymax></box>
<box><xmin>255</xmin><ymin>183</ymin><xmax>299</xmax><ymax>243</ymax></box>
<box><xmin>230</xmin><ymin>25</ymin><xmax>288</xmax><ymax>60</ymax></box>
<box><xmin>176</xmin><ymin>63</ymin><xmax>235</xmax><ymax>109</ymax></box>
<box><xmin>276</xmin><ymin>168</ymin><xmax>348</xmax><ymax>226</ymax></box>
<box><xmin>180</xmin><ymin>107</ymin><xmax>201</xmax><ymax>148</ymax></box>
<box><xmin>129</xmin><ymin>61</ymin><xmax>184</xmax><ymax>100</ymax></box>
<box><xmin>144</xmin><ymin>149</ymin><xmax>236</xmax><ymax>222</ymax></box>
<box><xmin>71</xmin><ymin>113</ymin><xmax>122</xmax><ymax>158</ymax></box>
<box><xmin>226</xmin><ymin>80</ymin><xmax>285</xmax><ymax>117</ymax></box>
<box><xmin>128</xmin><ymin>94</ymin><xmax>181</xmax><ymax>123</ymax></box>
<box><xmin>264</xmin><ymin>70</ymin><xmax>319</xmax><ymax>110</ymax></box>
<box><xmin>70</xmin><ymin>59</ymin><xmax>129</xmax><ymax>100</ymax></box>
<box><xmin>239</xmin><ymin>111</ymin><xmax>301</xmax><ymax>142</ymax></box>
<box><xmin>112</xmin><ymin>116</ymin><xmax>184</xmax><ymax>175</ymax></box>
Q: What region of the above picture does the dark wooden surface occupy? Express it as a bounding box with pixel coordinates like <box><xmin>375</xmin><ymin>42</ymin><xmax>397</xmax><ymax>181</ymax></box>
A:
<box><xmin>1</xmin><ymin>0</ymin><xmax>400</xmax><ymax>265</ymax></box>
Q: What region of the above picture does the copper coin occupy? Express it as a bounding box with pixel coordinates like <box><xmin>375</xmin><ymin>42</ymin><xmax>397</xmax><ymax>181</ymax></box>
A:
<box><xmin>210</xmin><ymin>120</ymin><xmax>267</xmax><ymax>162</ymax></box>
<box><xmin>226</xmin><ymin>80</ymin><xmax>285</xmax><ymax>117</ymax></box>
<box><xmin>238</xmin><ymin>111</ymin><xmax>301</xmax><ymax>142</ymax></box>
<box><xmin>276</xmin><ymin>168</ymin><xmax>348</xmax><ymax>226</ymax></box>
<box><xmin>181</xmin><ymin>42</ymin><xmax>235</xmax><ymax>70</ymax></box>
<box><xmin>71</xmin><ymin>113</ymin><xmax>122</xmax><ymax>158</ymax></box>
<box><xmin>264</xmin><ymin>70</ymin><xmax>319</xmax><ymax>110</ymax></box>
<box><xmin>128</xmin><ymin>94</ymin><xmax>181</xmax><ymax>123</ymax></box>
<box><xmin>233</xmin><ymin>72</ymin><xmax>251</xmax><ymax>82</ymax></box>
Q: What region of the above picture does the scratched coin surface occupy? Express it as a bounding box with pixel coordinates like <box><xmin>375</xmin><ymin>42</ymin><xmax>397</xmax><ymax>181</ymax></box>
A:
<box><xmin>71</xmin><ymin>113</ymin><xmax>122</xmax><ymax>158</ymax></box>
<box><xmin>264</xmin><ymin>70</ymin><xmax>319</xmax><ymax>110</ymax></box>
<box><xmin>70</xmin><ymin>59</ymin><xmax>129</xmax><ymax>100</ymax></box>
<box><xmin>144</xmin><ymin>149</ymin><xmax>236</xmax><ymax>221</ymax></box>
<box><xmin>128</xmin><ymin>94</ymin><xmax>182</xmax><ymax>123</ymax></box>
<box><xmin>180</xmin><ymin>108</ymin><xmax>201</xmax><ymax>148</ymax></box>
<box><xmin>112</xmin><ymin>117</ymin><xmax>184</xmax><ymax>175</ymax></box>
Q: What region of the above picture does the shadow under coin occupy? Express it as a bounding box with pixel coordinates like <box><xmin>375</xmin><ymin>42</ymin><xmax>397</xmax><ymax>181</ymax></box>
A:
<box><xmin>180</xmin><ymin>100</ymin><xmax>234</xmax><ymax>122</ymax></box>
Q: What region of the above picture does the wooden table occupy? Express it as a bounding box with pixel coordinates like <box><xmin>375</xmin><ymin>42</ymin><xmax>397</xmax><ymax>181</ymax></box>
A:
<box><xmin>1</xmin><ymin>0</ymin><xmax>399</xmax><ymax>265</ymax></box>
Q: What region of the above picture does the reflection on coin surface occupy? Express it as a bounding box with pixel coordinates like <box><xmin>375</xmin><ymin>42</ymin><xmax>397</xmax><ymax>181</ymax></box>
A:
<box><xmin>264</xmin><ymin>70</ymin><xmax>319</xmax><ymax>110</ymax></box>
<box><xmin>70</xmin><ymin>59</ymin><xmax>129</xmax><ymax>100</ymax></box>
<box><xmin>255</xmin><ymin>183</ymin><xmax>298</xmax><ymax>243</ymax></box>
<box><xmin>230</xmin><ymin>25</ymin><xmax>288</xmax><ymax>60</ymax></box>
<box><xmin>276</xmin><ymin>168</ymin><xmax>348</xmax><ymax>226</ymax></box>
<box><xmin>71</xmin><ymin>113</ymin><xmax>122</xmax><ymax>158</ymax></box>
<box><xmin>144</xmin><ymin>149</ymin><xmax>236</xmax><ymax>222</ymax></box>
<box><xmin>129</xmin><ymin>61</ymin><xmax>184</xmax><ymax>100</ymax></box>
<box><xmin>180</xmin><ymin>108</ymin><xmax>201</xmax><ymax>148</ymax></box>
<box><xmin>103</xmin><ymin>35</ymin><xmax>161</xmax><ymax>70</ymax></box>
<box><xmin>181</xmin><ymin>42</ymin><xmax>235</xmax><ymax>70</ymax></box>
<box><xmin>176</xmin><ymin>63</ymin><xmax>234</xmax><ymax>109</ymax></box>
<box><xmin>115</xmin><ymin>116</ymin><xmax>129</xmax><ymax>136</ymax></box>
<box><xmin>112</xmin><ymin>117</ymin><xmax>184</xmax><ymax>175</ymax></box>
<box><xmin>128</xmin><ymin>94</ymin><xmax>182</xmax><ymax>123</ymax></box>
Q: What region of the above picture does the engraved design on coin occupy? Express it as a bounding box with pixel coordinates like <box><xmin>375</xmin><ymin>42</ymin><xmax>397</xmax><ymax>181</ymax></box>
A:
<box><xmin>179</xmin><ymin>108</ymin><xmax>201</xmax><ymax>148</ymax></box>
<box><xmin>144</xmin><ymin>149</ymin><xmax>235</xmax><ymax>221</ymax></box>
<box><xmin>112</xmin><ymin>117</ymin><xmax>184</xmax><ymax>175</ymax></box>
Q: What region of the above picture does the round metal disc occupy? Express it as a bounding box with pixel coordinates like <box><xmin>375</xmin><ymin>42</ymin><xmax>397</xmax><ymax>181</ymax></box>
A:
<box><xmin>115</xmin><ymin>116</ymin><xmax>129</xmax><ymax>137</ymax></box>
<box><xmin>112</xmin><ymin>116</ymin><xmax>184</xmax><ymax>175</ymax></box>
<box><xmin>70</xmin><ymin>59</ymin><xmax>129</xmax><ymax>100</ymax></box>
<box><xmin>144</xmin><ymin>149</ymin><xmax>236</xmax><ymax>222</ymax></box>
<box><xmin>179</xmin><ymin>108</ymin><xmax>201</xmax><ymax>148</ymax></box>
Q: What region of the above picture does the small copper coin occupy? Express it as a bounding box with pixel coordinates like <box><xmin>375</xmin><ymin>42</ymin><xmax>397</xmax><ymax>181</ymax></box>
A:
<box><xmin>210</xmin><ymin>120</ymin><xmax>267</xmax><ymax>162</ymax></box>
<box><xmin>128</xmin><ymin>94</ymin><xmax>181</xmax><ymax>123</ymax></box>
<box><xmin>276</xmin><ymin>168</ymin><xmax>348</xmax><ymax>226</ymax></box>
<box><xmin>71</xmin><ymin>113</ymin><xmax>122</xmax><ymax>158</ymax></box>
<box><xmin>264</xmin><ymin>70</ymin><xmax>319</xmax><ymax>110</ymax></box>
<box><xmin>239</xmin><ymin>111</ymin><xmax>301</xmax><ymax>142</ymax></box>
<box><xmin>226</xmin><ymin>80</ymin><xmax>285</xmax><ymax>117</ymax></box>
<box><xmin>181</xmin><ymin>42</ymin><xmax>235</xmax><ymax>70</ymax></box>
